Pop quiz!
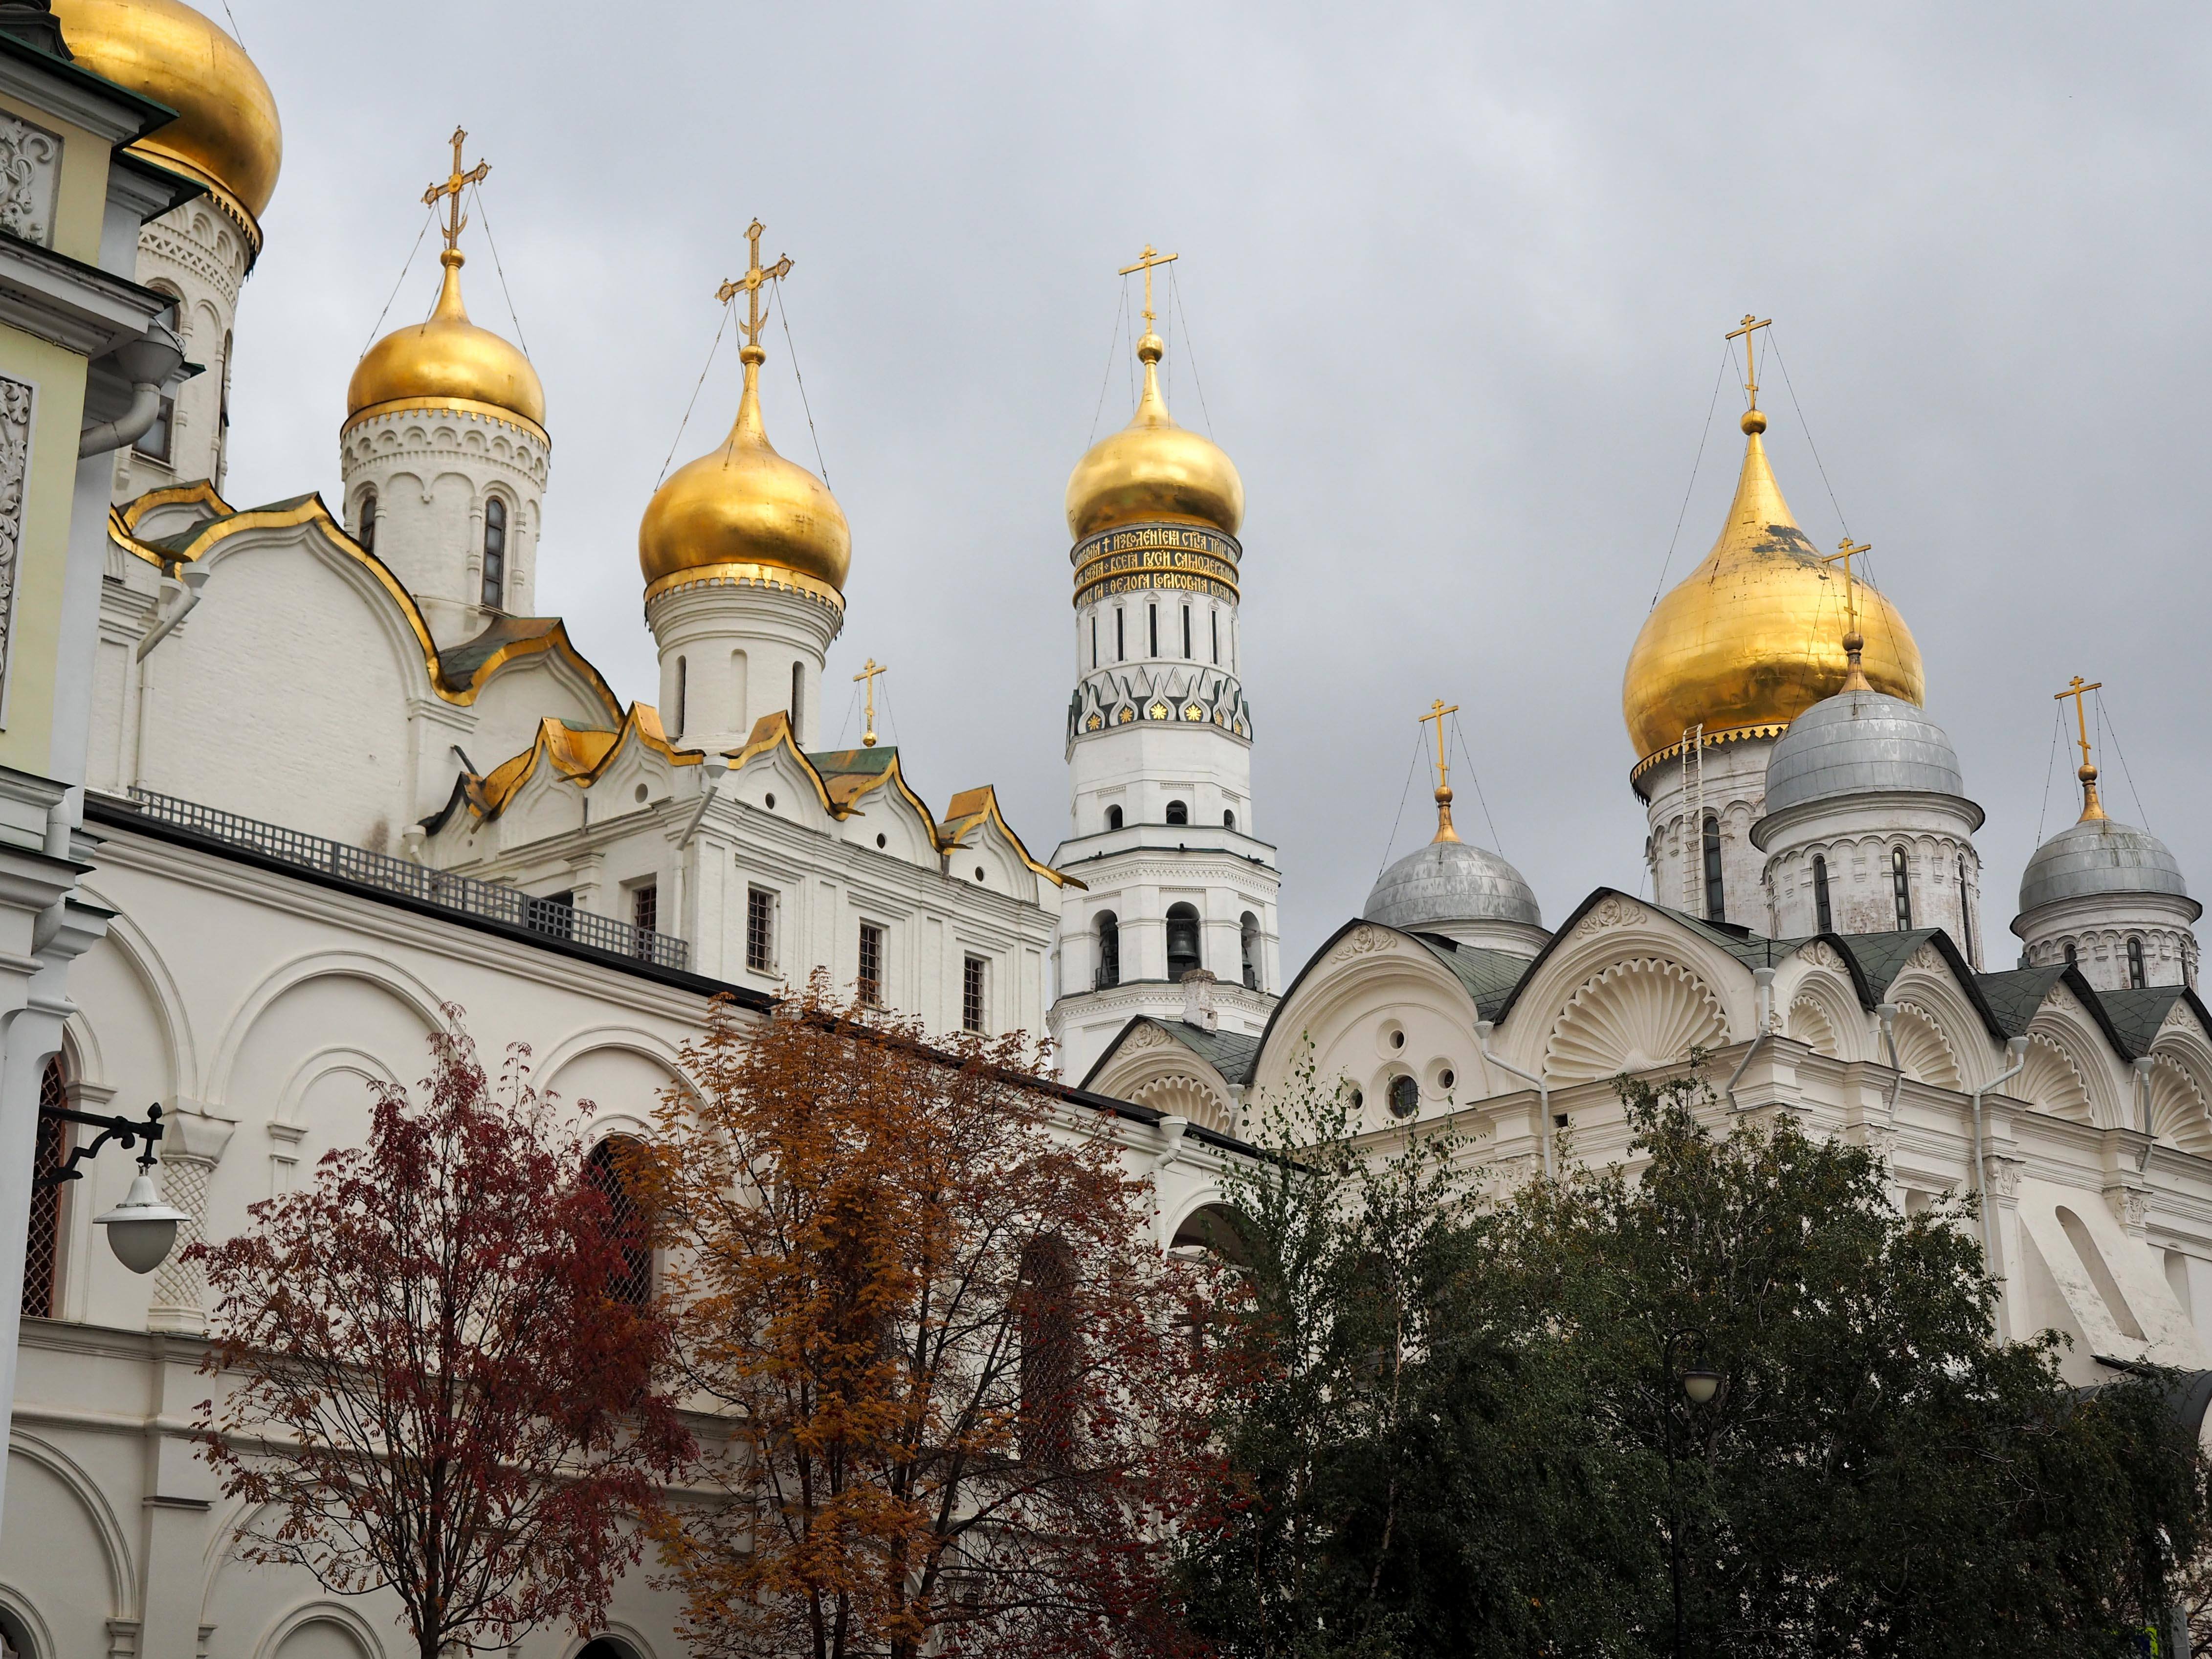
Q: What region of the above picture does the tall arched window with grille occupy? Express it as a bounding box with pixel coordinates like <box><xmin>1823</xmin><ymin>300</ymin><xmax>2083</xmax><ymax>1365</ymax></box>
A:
<box><xmin>1891</xmin><ymin>846</ymin><xmax>1912</xmax><ymax>930</ymax></box>
<box><xmin>583</xmin><ymin>1138</ymin><xmax>651</xmax><ymax>1308</ymax></box>
<box><xmin>480</xmin><ymin>496</ymin><xmax>508</xmax><ymax>607</ymax></box>
<box><xmin>1018</xmin><ymin>1235</ymin><xmax>1077</xmax><ymax>1467</ymax></box>
<box><xmin>1812</xmin><ymin>854</ymin><xmax>1832</xmax><ymax>933</ymax></box>
<box><xmin>2128</xmin><ymin>936</ymin><xmax>2147</xmax><ymax>989</ymax></box>
<box><xmin>1240</xmin><ymin>911</ymin><xmax>1261</xmax><ymax>991</ymax></box>
<box><xmin>356</xmin><ymin>486</ymin><xmax>377</xmax><ymax>554</ymax></box>
<box><xmin>22</xmin><ymin>1057</ymin><xmax>68</xmax><ymax>1318</ymax></box>
<box><xmin>1094</xmin><ymin>912</ymin><xmax>1120</xmax><ymax>989</ymax></box>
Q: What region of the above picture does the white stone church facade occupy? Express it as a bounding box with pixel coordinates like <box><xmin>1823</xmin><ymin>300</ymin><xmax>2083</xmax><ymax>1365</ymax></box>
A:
<box><xmin>6</xmin><ymin>7</ymin><xmax>2212</xmax><ymax>1659</ymax></box>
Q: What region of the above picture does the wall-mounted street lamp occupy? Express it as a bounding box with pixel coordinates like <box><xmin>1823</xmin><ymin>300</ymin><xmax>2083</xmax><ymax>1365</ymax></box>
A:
<box><xmin>36</xmin><ymin>1100</ymin><xmax>191</xmax><ymax>1274</ymax></box>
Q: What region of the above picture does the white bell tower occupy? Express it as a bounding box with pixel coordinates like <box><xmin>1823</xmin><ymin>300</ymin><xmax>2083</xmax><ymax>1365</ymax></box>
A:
<box><xmin>1047</xmin><ymin>248</ymin><xmax>1279</xmax><ymax>1082</ymax></box>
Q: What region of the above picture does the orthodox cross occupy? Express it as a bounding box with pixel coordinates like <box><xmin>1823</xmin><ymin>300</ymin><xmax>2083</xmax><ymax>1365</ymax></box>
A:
<box><xmin>1419</xmin><ymin>698</ymin><xmax>1461</xmax><ymax>842</ymax></box>
<box><xmin>1118</xmin><ymin>244</ymin><xmax>1179</xmax><ymax>332</ymax></box>
<box><xmin>2055</xmin><ymin>674</ymin><xmax>2106</xmax><ymax>819</ymax></box>
<box><xmin>1819</xmin><ymin>537</ymin><xmax>1873</xmax><ymax>637</ymax></box>
<box><xmin>2055</xmin><ymin>674</ymin><xmax>2103</xmax><ymax>772</ymax></box>
<box><xmin>717</xmin><ymin>219</ymin><xmax>794</xmax><ymax>350</ymax></box>
<box><xmin>854</xmin><ymin>658</ymin><xmax>887</xmax><ymax>748</ymax></box>
<box><xmin>422</xmin><ymin>127</ymin><xmax>489</xmax><ymax>253</ymax></box>
<box><xmin>1726</xmin><ymin>313</ymin><xmax>1771</xmax><ymax>410</ymax></box>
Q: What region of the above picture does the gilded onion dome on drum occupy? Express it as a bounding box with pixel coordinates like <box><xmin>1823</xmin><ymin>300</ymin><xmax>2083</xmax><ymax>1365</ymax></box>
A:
<box><xmin>53</xmin><ymin>0</ymin><xmax>282</xmax><ymax>230</ymax></box>
<box><xmin>638</xmin><ymin>341</ymin><xmax>850</xmax><ymax>602</ymax></box>
<box><xmin>346</xmin><ymin>248</ymin><xmax>546</xmax><ymax>439</ymax></box>
<box><xmin>1065</xmin><ymin>329</ymin><xmax>1242</xmax><ymax>542</ymax></box>
<box><xmin>1622</xmin><ymin>408</ymin><xmax>1923</xmax><ymax>764</ymax></box>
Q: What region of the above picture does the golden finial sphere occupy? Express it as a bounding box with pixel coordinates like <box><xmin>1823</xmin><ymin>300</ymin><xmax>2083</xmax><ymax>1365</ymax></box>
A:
<box><xmin>1741</xmin><ymin>408</ymin><xmax>1767</xmax><ymax>435</ymax></box>
<box><xmin>2080</xmin><ymin>763</ymin><xmax>2100</xmax><ymax>785</ymax></box>
<box><xmin>1136</xmin><ymin>331</ymin><xmax>1165</xmax><ymax>365</ymax></box>
<box><xmin>55</xmin><ymin>0</ymin><xmax>284</xmax><ymax>221</ymax></box>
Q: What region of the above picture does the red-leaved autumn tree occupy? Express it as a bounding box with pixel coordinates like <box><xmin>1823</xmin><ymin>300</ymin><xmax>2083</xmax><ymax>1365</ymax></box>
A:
<box><xmin>192</xmin><ymin>1011</ymin><xmax>693</xmax><ymax>1659</ymax></box>
<box><xmin>630</xmin><ymin>976</ymin><xmax>1234</xmax><ymax>1659</ymax></box>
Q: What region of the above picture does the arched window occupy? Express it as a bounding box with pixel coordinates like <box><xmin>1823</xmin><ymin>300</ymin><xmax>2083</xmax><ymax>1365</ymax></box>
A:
<box><xmin>1165</xmin><ymin>800</ymin><xmax>1189</xmax><ymax>826</ymax></box>
<box><xmin>356</xmin><ymin>487</ymin><xmax>377</xmax><ymax>554</ymax></box>
<box><xmin>1958</xmin><ymin>855</ymin><xmax>1976</xmax><ymax>965</ymax></box>
<box><xmin>480</xmin><ymin>496</ymin><xmax>508</xmax><ymax>607</ymax></box>
<box><xmin>1388</xmin><ymin>1075</ymin><xmax>1419</xmax><ymax>1119</ymax></box>
<box><xmin>1891</xmin><ymin>846</ymin><xmax>1912</xmax><ymax>930</ymax></box>
<box><xmin>583</xmin><ymin>1139</ymin><xmax>651</xmax><ymax>1308</ymax></box>
<box><xmin>22</xmin><ymin>1056</ymin><xmax>67</xmax><ymax>1318</ymax></box>
<box><xmin>1223</xmin><ymin>809</ymin><xmax>1237</xmax><ymax>830</ymax></box>
<box><xmin>1240</xmin><ymin>911</ymin><xmax>1260</xmax><ymax>991</ymax></box>
<box><xmin>790</xmin><ymin>662</ymin><xmax>805</xmax><ymax>745</ymax></box>
<box><xmin>2064</xmin><ymin>941</ymin><xmax>2078</xmax><ymax>968</ymax></box>
<box><xmin>1812</xmin><ymin>854</ymin><xmax>1832</xmax><ymax>933</ymax></box>
<box><xmin>1018</xmin><ymin>1235</ymin><xmax>1078</xmax><ymax>1467</ymax></box>
<box><xmin>1701</xmin><ymin>813</ymin><xmax>1724</xmax><ymax>923</ymax></box>
<box><xmin>1094</xmin><ymin>912</ymin><xmax>1120</xmax><ymax>988</ymax></box>
<box><xmin>1166</xmin><ymin>903</ymin><xmax>1202</xmax><ymax>981</ymax></box>
<box><xmin>1105</xmin><ymin>804</ymin><xmax>1123</xmax><ymax>831</ymax></box>
<box><xmin>2128</xmin><ymin>936</ymin><xmax>2147</xmax><ymax>989</ymax></box>
<box><xmin>673</xmin><ymin>656</ymin><xmax>687</xmax><ymax>740</ymax></box>
<box><xmin>579</xmin><ymin>1641</ymin><xmax>647</xmax><ymax>1659</ymax></box>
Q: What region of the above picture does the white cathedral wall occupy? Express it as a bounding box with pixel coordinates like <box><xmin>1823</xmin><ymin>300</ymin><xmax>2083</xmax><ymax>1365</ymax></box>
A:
<box><xmin>1757</xmin><ymin>791</ymin><xmax>1986</xmax><ymax>961</ymax></box>
<box><xmin>11</xmin><ymin>813</ymin><xmax>1196</xmax><ymax>1655</ymax></box>
<box><xmin>1637</xmin><ymin>733</ymin><xmax>1772</xmax><ymax>926</ymax></box>
<box><xmin>647</xmin><ymin>581</ymin><xmax>839</xmax><ymax>753</ymax></box>
<box><xmin>340</xmin><ymin>406</ymin><xmax>549</xmax><ymax>645</ymax></box>
<box><xmin>111</xmin><ymin>199</ymin><xmax>250</xmax><ymax>500</ymax></box>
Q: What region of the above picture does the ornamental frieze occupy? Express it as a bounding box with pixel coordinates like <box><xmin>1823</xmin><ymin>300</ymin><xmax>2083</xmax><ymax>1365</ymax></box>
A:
<box><xmin>1077</xmin><ymin>569</ymin><xmax>1238</xmax><ymax>606</ymax></box>
<box><xmin>1071</xmin><ymin>523</ymin><xmax>1240</xmax><ymax>565</ymax></box>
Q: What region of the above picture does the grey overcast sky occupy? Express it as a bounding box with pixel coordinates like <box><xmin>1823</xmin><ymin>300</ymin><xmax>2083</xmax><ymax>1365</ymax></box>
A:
<box><xmin>218</xmin><ymin>1</ymin><xmax>2212</xmax><ymax>973</ymax></box>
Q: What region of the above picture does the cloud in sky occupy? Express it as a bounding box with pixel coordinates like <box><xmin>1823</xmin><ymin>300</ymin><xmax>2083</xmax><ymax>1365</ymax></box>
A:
<box><xmin>219</xmin><ymin>0</ymin><xmax>2212</xmax><ymax>971</ymax></box>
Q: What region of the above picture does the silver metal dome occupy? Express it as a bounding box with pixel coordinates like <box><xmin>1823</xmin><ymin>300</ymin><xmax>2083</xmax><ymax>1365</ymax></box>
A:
<box><xmin>2018</xmin><ymin>816</ymin><xmax>2194</xmax><ymax>915</ymax></box>
<box><xmin>1363</xmin><ymin>838</ymin><xmax>1542</xmax><ymax>932</ymax></box>
<box><xmin>1763</xmin><ymin>688</ymin><xmax>1968</xmax><ymax>815</ymax></box>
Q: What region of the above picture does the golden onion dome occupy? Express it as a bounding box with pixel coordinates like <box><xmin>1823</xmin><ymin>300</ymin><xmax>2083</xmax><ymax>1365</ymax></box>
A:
<box><xmin>1065</xmin><ymin>331</ymin><xmax>1243</xmax><ymax>541</ymax></box>
<box><xmin>1623</xmin><ymin>409</ymin><xmax>1923</xmax><ymax>765</ymax></box>
<box><xmin>345</xmin><ymin>249</ymin><xmax>546</xmax><ymax>438</ymax></box>
<box><xmin>54</xmin><ymin>0</ymin><xmax>282</xmax><ymax>225</ymax></box>
<box><xmin>638</xmin><ymin>342</ymin><xmax>850</xmax><ymax>601</ymax></box>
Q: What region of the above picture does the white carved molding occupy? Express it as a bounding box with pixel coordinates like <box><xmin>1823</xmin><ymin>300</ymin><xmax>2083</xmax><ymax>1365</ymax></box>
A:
<box><xmin>0</xmin><ymin>110</ymin><xmax>60</xmax><ymax>247</ymax></box>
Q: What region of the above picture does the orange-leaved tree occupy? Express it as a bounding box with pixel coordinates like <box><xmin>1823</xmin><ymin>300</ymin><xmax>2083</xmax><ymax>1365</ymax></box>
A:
<box><xmin>192</xmin><ymin>1012</ymin><xmax>693</xmax><ymax>1659</ymax></box>
<box><xmin>632</xmin><ymin>975</ymin><xmax>1234</xmax><ymax>1659</ymax></box>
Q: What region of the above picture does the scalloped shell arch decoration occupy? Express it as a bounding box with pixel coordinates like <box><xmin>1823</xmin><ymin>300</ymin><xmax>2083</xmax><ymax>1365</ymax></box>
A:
<box><xmin>1786</xmin><ymin>995</ymin><xmax>1839</xmax><ymax>1057</ymax></box>
<box><xmin>1545</xmin><ymin>958</ymin><xmax>1728</xmax><ymax>1083</ymax></box>
<box><xmin>2149</xmin><ymin>1055</ymin><xmax>2212</xmax><ymax>1154</ymax></box>
<box><xmin>1889</xmin><ymin>1002</ymin><xmax>1961</xmax><ymax>1090</ymax></box>
<box><xmin>1128</xmin><ymin>1072</ymin><xmax>1233</xmax><ymax>1133</ymax></box>
<box><xmin>2020</xmin><ymin>1033</ymin><xmax>2093</xmax><ymax>1124</ymax></box>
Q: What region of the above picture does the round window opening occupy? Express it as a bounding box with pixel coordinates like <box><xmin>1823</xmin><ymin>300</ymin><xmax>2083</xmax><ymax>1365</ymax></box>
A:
<box><xmin>1390</xmin><ymin>1029</ymin><xmax>1406</xmax><ymax>1050</ymax></box>
<box><xmin>633</xmin><ymin>784</ymin><xmax>648</xmax><ymax>804</ymax></box>
<box><xmin>1439</xmin><ymin>1068</ymin><xmax>1455</xmax><ymax>1090</ymax></box>
<box><xmin>764</xmin><ymin>792</ymin><xmax>776</xmax><ymax>810</ymax></box>
<box><xmin>1388</xmin><ymin>1075</ymin><xmax>1419</xmax><ymax>1118</ymax></box>
<box><xmin>876</xmin><ymin>833</ymin><xmax>886</xmax><ymax>848</ymax></box>
<box><xmin>974</xmin><ymin>866</ymin><xmax>986</xmax><ymax>881</ymax></box>
<box><xmin>1347</xmin><ymin>1086</ymin><xmax>1364</xmax><ymax>1110</ymax></box>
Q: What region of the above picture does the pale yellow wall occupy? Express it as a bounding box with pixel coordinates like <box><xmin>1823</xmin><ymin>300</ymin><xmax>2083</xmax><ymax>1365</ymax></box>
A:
<box><xmin>0</xmin><ymin>326</ymin><xmax>93</xmax><ymax>776</ymax></box>
<box><xmin>0</xmin><ymin>87</ymin><xmax>114</xmax><ymax>264</ymax></box>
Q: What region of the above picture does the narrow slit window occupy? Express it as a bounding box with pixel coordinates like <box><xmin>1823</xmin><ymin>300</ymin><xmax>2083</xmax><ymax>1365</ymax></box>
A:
<box><xmin>481</xmin><ymin>496</ymin><xmax>507</xmax><ymax>607</ymax></box>
<box><xmin>357</xmin><ymin>488</ymin><xmax>377</xmax><ymax>554</ymax></box>
<box><xmin>1115</xmin><ymin>608</ymin><xmax>1125</xmax><ymax>662</ymax></box>
<box><xmin>962</xmin><ymin>955</ymin><xmax>988</xmax><ymax>1034</ymax></box>
<box><xmin>1182</xmin><ymin>605</ymin><xmax>1191</xmax><ymax>658</ymax></box>
<box><xmin>1891</xmin><ymin>846</ymin><xmax>1912</xmax><ymax>930</ymax></box>
<box><xmin>1701</xmin><ymin>814</ymin><xmax>1724</xmax><ymax>923</ymax></box>
<box><xmin>1958</xmin><ymin>855</ymin><xmax>1975</xmax><ymax>964</ymax></box>
<box><xmin>790</xmin><ymin>663</ymin><xmax>805</xmax><ymax>745</ymax></box>
<box><xmin>858</xmin><ymin>921</ymin><xmax>885</xmax><ymax>1006</ymax></box>
<box><xmin>2128</xmin><ymin>936</ymin><xmax>2147</xmax><ymax>989</ymax></box>
<box><xmin>674</xmin><ymin>657</ymin><xmax>687</xmax><ymax>739</ymax></box>
<box><xmin>1090</xmin><ymin>615</ymin><xmax>1098</xmax><ymax>669</ymax></box>
<box><xmin>1148</xmin><ymin>603</ymin><xmax>1158</xmax><ymax>658</ymax></box>
<box><xmin>747</xmin><ymin>886</ymin><xmax>776</xmax><ymax>972</ymax></box>
<box><xmin>1211</xmin><ymin>609</ymin><xmax>1219</xmax><ymax>664</ymax></box>
<box><xmin>1812</xmin><ymin>854</ymin><xmax>1832</xmax><ymax>933</ymax></box>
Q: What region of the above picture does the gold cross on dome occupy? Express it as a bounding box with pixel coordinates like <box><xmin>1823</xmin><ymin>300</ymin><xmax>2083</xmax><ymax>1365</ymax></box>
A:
<box><xmin>422</xmin><ymin>126</ymin><xmax>490</xmax><ymax>254</ymax></box>
<box><xmin>717</xmin><ymin>219</ymin><xmax>794</xmax><ymax>351</ymax></box>
<box><xmin>1819</xmin><ymin>537</ymin><xmax>1872</xmax><ymax>637</ymax></box>
<box><xmin>2055</xmin><ymin>674</ymin><xmax>2103</xmax><ymax>773</ymax></box>
<box><xmin>1117</xmin><ymin>244</ymin><xmax>1179</xmax><ymax>332</ymax></box>
<box><xmin>854</xmin><ymin>658</ymin><xmax>887</xmax><ymax>748</ymax></box>
<box><xmin>1419</xmin><ymin>698</ymin><xmax>1459</xmax><ymax>792</ymax></box>
<box><xmin>1725</xmin><ymin>313</ymin><xmax>1771</xmax><ymax>410</ymax></box>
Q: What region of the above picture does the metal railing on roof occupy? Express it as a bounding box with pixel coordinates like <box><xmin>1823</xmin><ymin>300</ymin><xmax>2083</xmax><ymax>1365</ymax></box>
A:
<box><xmin>123</xmin><ymin>787</ymin><xmax>690</xmax><ymax>971</ymax></box>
